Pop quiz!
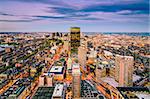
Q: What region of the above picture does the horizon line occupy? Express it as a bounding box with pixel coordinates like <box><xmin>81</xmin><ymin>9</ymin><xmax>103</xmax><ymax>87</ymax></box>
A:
<box><xmin>0</xmin><ymin>31</ymin><xmax>149</xmax><ymax>33</ymax></box>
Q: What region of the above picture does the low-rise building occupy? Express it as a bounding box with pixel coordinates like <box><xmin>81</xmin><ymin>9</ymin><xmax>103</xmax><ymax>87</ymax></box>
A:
<box><xmin>52</xmin><ymin>84</ymin><xmax>65</xmax><ymax>99</ymax></box>
<box><xmin>39</xmin><ymin>75</ymin><xmax>45</xmax><ymax>86</ymax></box>
<box><xmin>49</xmin><ymin>66</ymin><xmax>64</xmax><ymax>80</ymax></box>
<box><xmin>81</xmin><ymin>80</ymin><xmax>104</xmax><ymax>99</ymax></box>
<box><xmin>96</xmin><ymin>65</ymin><xmax>106</xmax><ymax>82</ymax></box>
<box><xmin>46</xmin><ymin>75</ymin><xmax>53</xmax><ymax>87</ymax></box>
<box><xmin>117</xmin><ymin>87</ymin><xmax>150</xmax><ymax>99</ymax></box>
<box><xmin>32</xmin><ymin>87</ymin><xmax>55</xmax><ymax>99</ymax></box>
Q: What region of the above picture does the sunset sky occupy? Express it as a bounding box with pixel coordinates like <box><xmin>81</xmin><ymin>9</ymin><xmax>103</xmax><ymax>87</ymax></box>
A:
<box><xmin>0</xmin><ymin>0</ymin><xmax>149</xmax><ymax>32</ymax></box>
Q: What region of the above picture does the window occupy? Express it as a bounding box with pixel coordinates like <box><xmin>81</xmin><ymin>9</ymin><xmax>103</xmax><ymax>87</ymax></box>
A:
<box><xmin>55</xmin><ymin>68</ymin><xmax>58</xmax><ymax>70</ymax></box>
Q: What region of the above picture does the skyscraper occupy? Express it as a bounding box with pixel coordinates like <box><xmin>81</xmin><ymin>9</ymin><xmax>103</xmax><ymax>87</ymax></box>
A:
<box><xmin>72</xmin><ymin>63</ymin><xmax>81</xmax><ymax>98</ymax></box>
<box><xmin>70</xmin><ymin>27</ymin><xmax>80</xmax><ymax>54</ymax></box>
<box><xmin>115</xmin><ymin>55</ymin><xmax>134</xmax><ymax>87</ymax></box>
<box><xmin>78</xmin><ymin>45</ymin><xmax>87</xmax><ymax>69</ymax></box>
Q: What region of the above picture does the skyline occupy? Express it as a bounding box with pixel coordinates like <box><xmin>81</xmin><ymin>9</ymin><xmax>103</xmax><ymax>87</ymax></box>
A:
<box><xmin>0</xmin><ymin>0</ymin><xmax>149</xmax><ymax>32</ymax></box>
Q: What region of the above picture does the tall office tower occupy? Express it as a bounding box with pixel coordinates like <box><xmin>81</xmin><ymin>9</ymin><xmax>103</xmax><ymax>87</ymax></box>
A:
<box><xmin>78</xmin><ymin>45</ymin><xmax>87</xmax><ymax>69</ymax></box>
<box><xmin>72</xmin><ymin>63</ymin><xmax>81</xmax><ymax>99</ymax></box>
<box><xmin>115</xmin><ymin>55</ymin><xmax>134</xmax><ymax>87</ymax></box>
<box><xmin>70</xmin><ymin>27</ymin><xmax>80</xmax><ymax>54</ymax></box>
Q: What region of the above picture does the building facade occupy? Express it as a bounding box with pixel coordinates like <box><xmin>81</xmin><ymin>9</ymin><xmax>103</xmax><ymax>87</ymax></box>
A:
<box><xmin>72</xmin><ymin>63</ymin><xmax>81</xmax><ymax>99</ymax></box>
<box><xmin>39</xmin><ymin>75</ymin><xmax>45</xmax><ymax>86</ymax></box>
<box><xmin>115</xmin><ymin>55</ymin><xmax>134</xmax><ymax>87</ymax></box>
<box><xmin>46</xmin><ymin>75</ymin><xmax>53</xmax><ymax>87</ymax></box>
<box><xmin>78</xmin><ymin>46</ymin><xmax>87</xmax><ymax>69</ymax></box>
<box><xmin>70</xmin><ymin>27</ymin><xmax>80</xmax><ymax>54</ymax></box>
<box><xmin>96</xmin><ymin>66</ymin><xmax>106</xmax><ymax>82</ymax></box>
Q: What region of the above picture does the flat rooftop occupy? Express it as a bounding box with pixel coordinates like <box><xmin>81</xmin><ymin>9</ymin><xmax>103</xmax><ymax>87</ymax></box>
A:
<box><xmin>133</xmin><ymin>74</ymin><xmax>141</xmax><ymax>82</ymax></box>
<box><xmin>49</xmin><ymin>66</ymin><xmax>64</xmax><ymax>74</ymax></box>
<box><xmin>81</xmin><ymin>80</ymin><xmax>104</xmax><ymax>99</ymax></box>
<box><xmin>0</xmin><ymin>47</ymin><xmax>5</xmax><ymax>52</ymax></box>
<box><xmin>32</xmin><ymin>87</ymin><xmax>55</xmax><ymax>99</ymax></box>
<box><xmin>101</xmin><ymin>77</ymin><xmax>118</xmax><ymax>87</ymax></box>
<box><xmin>52</xmin><ymin>84</ymin><xmax>64</xmax><ymax>97</ymax></box>
<box><xmin>117</xmin><ymin>87</ymin><xmax>150</xmax><ymax>99</ymax></box>
<box><xmin>135</xmin><ymin>93</ymin><xmax>150</xmax><ymax>99</ymax></box>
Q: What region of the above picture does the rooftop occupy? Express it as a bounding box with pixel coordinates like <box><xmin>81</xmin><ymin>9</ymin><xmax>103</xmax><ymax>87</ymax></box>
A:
<box><xmin>32</xmin><ymin>87</ymin><xmax>54</xmax><ymax>99</ymax></box>
<box><xmin>0</xmin><ymin>44</ymin><xmax>14</xmax><ymax>48</ymax></box>
<box><xmin>133</xmin><ymin>74</ymin><xmax>141</xmax><ymax>82</ymax></box>
<box><xmin>0</xmin><ymin>47</ymin><xmax>5</xmax><ymax>52</ymax></box>
<box><xmin>117</xmin><ymin>87</ymin><xmax>150</xmax><ymax>99</ymax></box>
<box><xmin>49</xmin><ymin>66</ymin><xmax>64</xmax><ymax>74</ymax></box>
<box><xmin>135</xmin><ymin>93</ymin><xmax>150</xmax><ymax>99</ymax></box>
<box><xmin>52</xmin><ymin>84</ymin><xmax>64</xmax><ymax>97</ymax></box>
<box><xmin>115</xmin><ymin>54</ymin><xmax>134</xmax><ymax>60</ymax></box>
<box><xmin>101</xmin><ymin>77</ymin><xmax>118</xmax><ymax>87</ymax></box>
<box><xmin>81</xmin><ymin>80</ymin><xmax>104</xmax><ymax>99</ymax></box>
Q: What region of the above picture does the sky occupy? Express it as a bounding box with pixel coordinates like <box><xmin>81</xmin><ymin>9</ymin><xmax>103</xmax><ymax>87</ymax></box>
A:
<box><xmin>0</xmin><ymin>0</ymin><xmax>149</xmax><ymax>32</ymax></box>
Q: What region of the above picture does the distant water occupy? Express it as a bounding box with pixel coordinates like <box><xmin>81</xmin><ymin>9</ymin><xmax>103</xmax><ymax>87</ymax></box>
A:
<box><xmin>84</xmin><ymin>32</ymin><xmax>150</xmax><ymax>36</ymax></box>
<box><xmin>0</xmin><ymin>32</ymin><xmax>150</xmax><ymax>36</ymax></box>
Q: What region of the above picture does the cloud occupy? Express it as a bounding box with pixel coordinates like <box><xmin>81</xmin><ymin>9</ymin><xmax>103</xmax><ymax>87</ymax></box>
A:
<box><xmin>0</xmin><ymin>0</ymin><xmax>149</xmax><ymax>32</ymax></box>
<box><xmin>34</xmin><ymin>16</ymin><xmax>67</xmax><ymax>19</ymax></box>
<box><xmin>0</xmin><ymin>0</ymin><xmax>68</xmax><ymax>22</ymax></box>
<box><xmin>0</xmin><ymin>0</ymin><xmax>148</xmax><ymax>22</ymax></box>
<box><xmin>81</xmin><ymin>2</ymin><xmax>148</xmax><ymax>14</ymax></box>
<box><xmin>0</xmin><ymin>1</ymin><xmax>55</xmax><ymax>16</ymax></box>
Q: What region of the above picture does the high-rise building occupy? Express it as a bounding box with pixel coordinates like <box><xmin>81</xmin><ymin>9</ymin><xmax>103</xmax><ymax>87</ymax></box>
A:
<box><xmin>115</xmin><ymin>55</ymin><xmax>134</xmax><ymax>87</ymax></box>
<box><xmin>78</xmin><ymin>45</ymin><xmax>87</xmax><ymax>69</ymax></box>
<box><xmin>72</xmin><ymin>63</ymin><xmax>81</xmax><ymax>98</ymax></box>
<box><xmin>70</xmin><ymin>27</ymin><xmax>80</xmax><ymax>53</ymax></box>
